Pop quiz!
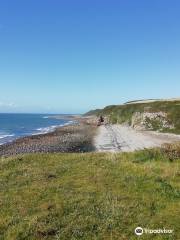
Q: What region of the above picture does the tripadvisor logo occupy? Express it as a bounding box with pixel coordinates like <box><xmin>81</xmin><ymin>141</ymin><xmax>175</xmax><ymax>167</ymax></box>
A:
<box><xmin>135</xmin><ymin>227</ymin><xmax>143</xmax><ymax>236</ymax></box>
<box><xmin>134</xmin><ymin>226</ymin><xmax>173</xmax><ymax>236</ymax></box>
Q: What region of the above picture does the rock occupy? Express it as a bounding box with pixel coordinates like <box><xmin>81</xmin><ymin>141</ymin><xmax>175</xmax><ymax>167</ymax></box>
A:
<box><xmin>131</xmin><ymin>111</ymin><xmax>174</xmax><ymax>131</ymax></box>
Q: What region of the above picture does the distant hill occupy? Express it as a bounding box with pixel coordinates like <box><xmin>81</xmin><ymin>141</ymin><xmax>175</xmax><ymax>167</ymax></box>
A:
<box><xmin>85</xmin><ymin>99</ymin><xmax>180</xmax><ymax>134</ymax></box>
<box><xmin>84</xmin><ymin>109</ymin><xmax>102</xmax><ymax>116</ymax></box>
<box><xmin>125</xmin><ymin>98</ymin><xmax>180</xmax><ymax>104</ymax></box>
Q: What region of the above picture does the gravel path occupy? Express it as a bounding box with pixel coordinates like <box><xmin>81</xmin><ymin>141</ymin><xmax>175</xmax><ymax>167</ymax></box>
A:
<box><xmin>94</xmin><ymin>124</ymin><xmax>180</xmax><ymax>152</ymax></box>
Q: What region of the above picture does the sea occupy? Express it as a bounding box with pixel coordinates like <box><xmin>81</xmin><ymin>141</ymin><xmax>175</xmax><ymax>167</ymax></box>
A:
<box><xmin>0</xmin><ymin>113</ymin><xmax>73</xmax><ymax>145</ymax></box>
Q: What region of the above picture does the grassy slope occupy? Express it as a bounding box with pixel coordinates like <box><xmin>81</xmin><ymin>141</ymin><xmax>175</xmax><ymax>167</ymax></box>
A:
<box><xmin>0</xmin><ymin>148</ymin><xmax>180</xmax><ymax>239</ymax></box>
<box><xmin>86</xmin><ymin>100</ymin><xmax>180</xmax><ymax>134</ymax></box>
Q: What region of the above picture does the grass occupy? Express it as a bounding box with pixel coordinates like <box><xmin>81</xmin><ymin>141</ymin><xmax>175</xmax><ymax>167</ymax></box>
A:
<box><xmin>85</xmin><ymin>100</ymin><xmax>180</xmax><ymax>134</ymax></box>
<box><xmin>0</xmin><ymin>146</ymin><xmax>180</xmax><ymax>239</ymax></box>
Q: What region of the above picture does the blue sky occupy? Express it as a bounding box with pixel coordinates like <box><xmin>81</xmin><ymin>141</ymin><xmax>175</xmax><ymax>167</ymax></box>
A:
<box><xmin>0</xmin><ymin>0</ymin><xmax>180</xmax><ymax>113</ymax></box>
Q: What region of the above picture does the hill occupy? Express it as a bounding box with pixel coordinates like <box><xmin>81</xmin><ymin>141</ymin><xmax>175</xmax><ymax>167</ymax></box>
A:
<box><xmin>85</xmin><ymin>99</ymin><xmax>180</xmax><ymax>134</ymax></box>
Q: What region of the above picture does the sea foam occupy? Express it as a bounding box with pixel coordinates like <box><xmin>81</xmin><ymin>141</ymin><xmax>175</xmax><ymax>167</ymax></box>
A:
<box><xmin>0</xmin><ymin>134</ymin><xmax>15</xmax><ymax>139</ymax></box>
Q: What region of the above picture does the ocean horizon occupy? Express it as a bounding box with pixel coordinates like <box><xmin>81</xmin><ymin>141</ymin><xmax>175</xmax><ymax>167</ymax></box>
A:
<box><xmin>0</xmin><ymin>113</ymin><xmax>74</xmax><ymax>145</ymax></box>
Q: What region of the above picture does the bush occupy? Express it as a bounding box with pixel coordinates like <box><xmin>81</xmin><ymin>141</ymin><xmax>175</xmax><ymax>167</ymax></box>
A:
<box><xmin>161</xmin><ymin>143</ymin><xmax>180</xmax><ymax>161</ymax></box>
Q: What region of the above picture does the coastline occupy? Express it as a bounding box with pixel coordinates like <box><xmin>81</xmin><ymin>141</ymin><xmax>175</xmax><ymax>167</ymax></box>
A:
<box><xmin>0</xmin><ymin>114</ymin><xmax>81</xmax><ymax>146</ymax></box>
<box><xmin>0</xmin><ymin>117</ymin><xmax>97</xmax><ymax>157</ymax></box>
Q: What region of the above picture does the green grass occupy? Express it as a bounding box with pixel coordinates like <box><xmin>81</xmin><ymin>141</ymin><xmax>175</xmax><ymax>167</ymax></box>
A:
<box><xmin>0</xmin><ymin>148</ymin><xmax>180</xmax><ymax>239</ymax></box>
<box><xmin>86</xmin><ymin>100</ymin><xmax>180</xmax><ymax>134</ymax></box>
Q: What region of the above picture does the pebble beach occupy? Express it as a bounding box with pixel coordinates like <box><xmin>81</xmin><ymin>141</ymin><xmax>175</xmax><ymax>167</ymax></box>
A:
<box><xmin>0</xmin><ymin>122</ymin><xmax>97</xmax><ymax>157</ymax></box>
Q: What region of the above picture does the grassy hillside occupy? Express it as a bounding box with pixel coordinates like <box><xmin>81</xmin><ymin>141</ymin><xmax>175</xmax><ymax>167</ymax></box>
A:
<box><xmin>0</xmin><ymin>144</ymin><xmax>180</xmax><ymax>239</ymax></box>
<box><xmin>85</xmin><ymin>100</ymin><xmax>180</xmax><ymax>134</ymax></box>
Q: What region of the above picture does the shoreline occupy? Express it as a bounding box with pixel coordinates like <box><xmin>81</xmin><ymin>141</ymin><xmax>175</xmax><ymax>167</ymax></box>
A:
<box><xmin>0</xmin><ymin>114</ymin><xmax>81</xmax><ymax>146</ymax></box>
<box><xmin>0</xmin><ymin>121</ymin><xmax>74</xmax><ymax>146</ymax></box>
<box><xmin>0</xmin><ymin>118</ymin><xmax>97</xmax><ymax>157</ymax></box>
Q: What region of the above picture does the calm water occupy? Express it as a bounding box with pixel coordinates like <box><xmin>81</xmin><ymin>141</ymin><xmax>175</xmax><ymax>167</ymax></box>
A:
<box><xmin>0</xmin><ymin>113</ymin><xmax>73</xmax><ymax>145</ymax></box>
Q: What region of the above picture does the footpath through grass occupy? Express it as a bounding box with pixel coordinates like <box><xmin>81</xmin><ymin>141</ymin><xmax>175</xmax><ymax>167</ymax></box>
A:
<box><xmin>0</xmin><ymin>148</ymin><xmax>180</xmax><ymax>239</ymax></box>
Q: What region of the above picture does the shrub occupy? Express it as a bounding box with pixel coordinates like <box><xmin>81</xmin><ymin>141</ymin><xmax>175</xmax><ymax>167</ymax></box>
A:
<box><xmin>161</xmin><ymin>143</ymin><xmax>180</xmax><ymax>161</ymax></box>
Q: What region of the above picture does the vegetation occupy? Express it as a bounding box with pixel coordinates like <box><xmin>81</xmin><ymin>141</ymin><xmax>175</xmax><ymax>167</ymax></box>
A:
<box><xmin>0</xmin><ymin>144</ymin><xmax>180</xmax><ymax>239</ymax></box>
<box><xmin>85</xmin><ymin>100</ymin><xmax>180</xmax><ymax>134</ymax></box>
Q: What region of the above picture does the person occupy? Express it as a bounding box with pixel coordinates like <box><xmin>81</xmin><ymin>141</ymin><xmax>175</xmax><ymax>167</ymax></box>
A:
<box><xmin>100</xmin><ymin>115</ymin><xmax>104</xmax><ymax>123</ymax></box>
<box><xmin>97</xmin><ymin>115</ymin><xmax>104</xmax><ymax>126</ymax></box>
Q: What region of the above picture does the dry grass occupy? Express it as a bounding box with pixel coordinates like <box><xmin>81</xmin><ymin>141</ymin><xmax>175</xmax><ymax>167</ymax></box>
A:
<box><xmin>161</xmin><ymin>143</ymin><xmax>180</xmax><ymax>161</ymax></box>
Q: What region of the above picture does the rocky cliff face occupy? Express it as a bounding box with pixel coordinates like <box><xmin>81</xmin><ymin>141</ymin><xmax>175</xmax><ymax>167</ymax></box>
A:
<box><xmin>131</xmin><ymin>112</ymin><xmax>174</xmax><ymax>131</ymax></box>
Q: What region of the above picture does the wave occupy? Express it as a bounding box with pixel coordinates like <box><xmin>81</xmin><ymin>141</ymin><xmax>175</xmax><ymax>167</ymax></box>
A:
<box><xmin>36</xmin><ymin>125</ymin><xmax>58</xmax><ymax>134</ymax></box>
<box><xmin>0</xmin><ymin>121</ymin><xmax>74</xmax><ymax>144</ymax></box>
<box><xmin>33</xmin><ymin>121</ymin><xmax>74</xmax><ymax>135</ymax></box>
<box><xmin>0</xmin><ymin>134</ymin><xmax>15</xmax><ymax>139</ymax></box>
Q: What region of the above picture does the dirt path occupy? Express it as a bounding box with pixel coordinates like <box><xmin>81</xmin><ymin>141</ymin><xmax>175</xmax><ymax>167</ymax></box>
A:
<box><xmin>94</xmin><ymin>124</ymin><xmax>180</xmax><ymax>152</ymax></box>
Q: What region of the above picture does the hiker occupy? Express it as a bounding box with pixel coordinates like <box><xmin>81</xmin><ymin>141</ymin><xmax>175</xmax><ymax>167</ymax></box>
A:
<box><xmin>97</xmin><ymin>115</ymin><xmax>104</xmax><ymax>126</ymax></box>
<box><xmin>100</xmin><ymin>116</ymin><xmax>104</xmax><ymax>123</ymax></box>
